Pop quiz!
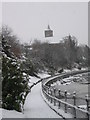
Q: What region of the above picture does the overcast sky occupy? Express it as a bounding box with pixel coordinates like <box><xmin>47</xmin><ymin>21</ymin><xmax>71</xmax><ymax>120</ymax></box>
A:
<box><xmin>2</xmin><ymin>2</ymin><xmax>88</xmax><ymax>45</ymax></box>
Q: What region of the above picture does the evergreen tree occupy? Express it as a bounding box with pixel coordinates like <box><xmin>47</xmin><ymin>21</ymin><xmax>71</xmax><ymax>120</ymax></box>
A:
<box><xmin>2</xmin><ymin>27</ymin><xmax>29</xmax><ymax>112</ymax></box>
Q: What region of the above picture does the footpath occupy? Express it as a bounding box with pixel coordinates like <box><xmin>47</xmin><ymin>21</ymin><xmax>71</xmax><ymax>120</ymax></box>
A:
<box><xmin>24</xmin><ymin>82</ymin><xmax>61</xmax><ymax>118</ymax></box>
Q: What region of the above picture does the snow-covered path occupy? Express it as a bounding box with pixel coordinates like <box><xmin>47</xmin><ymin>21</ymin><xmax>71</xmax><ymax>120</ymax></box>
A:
<box><xmin>1</xmin><ymin>73</ymin><xmax>62</xmax><ymax>118</ymax></box>
<box><xmin>24</xmin><ymin>82</ymin><xmax>61</xmax><ymax>118</ymax></box>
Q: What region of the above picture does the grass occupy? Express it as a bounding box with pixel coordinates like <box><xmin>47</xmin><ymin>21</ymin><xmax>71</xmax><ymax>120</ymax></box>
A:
<box><xmin>55</xmin><ymin>82</ymin><xmax>88</xmax><ymax>98</ymax></box>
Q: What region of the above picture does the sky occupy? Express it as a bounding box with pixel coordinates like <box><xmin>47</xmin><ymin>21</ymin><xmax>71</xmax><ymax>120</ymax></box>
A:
<box><xmin>2</xmin><ymin>2</ymin><xmax>88</xmax><ymax>45</ymax></box>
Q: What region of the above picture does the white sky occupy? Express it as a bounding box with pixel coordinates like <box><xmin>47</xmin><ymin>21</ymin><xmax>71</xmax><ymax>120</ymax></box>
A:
<box><xmin>2</xmin><ymin>1</ymin><xmax>88</xmax><ymax>45</ymax></box>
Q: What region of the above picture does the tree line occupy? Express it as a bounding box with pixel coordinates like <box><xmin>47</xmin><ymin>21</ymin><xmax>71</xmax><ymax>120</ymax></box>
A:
<box><xmin>24</xmin><ymin>36</ymin><xmax>90</xmax><ymax>74</ymax></box>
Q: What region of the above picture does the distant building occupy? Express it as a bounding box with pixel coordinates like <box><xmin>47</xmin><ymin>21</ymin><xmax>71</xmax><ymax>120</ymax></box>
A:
<box><xmin>44</xmin><ymin>25</ymin><xmax>53</xmax><ymax>37</ymax></box>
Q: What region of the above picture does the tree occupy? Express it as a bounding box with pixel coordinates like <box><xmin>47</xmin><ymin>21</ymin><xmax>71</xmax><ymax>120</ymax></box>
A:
<box><xmin>2</xmin><ymin>26</ymin><xmax>21</xmax><ymax>58</ymax></box>
<box><xmin>2</xmin><ymin>26</ymin><xmax>29</xmax><ymax>111</ymax></box>
<box><xmin>77</xmin><ymin>45</ymin><xmax>90</xmax><ymax>67</ymax></box>
<box><xmin>63</xmin><ymin>35</ymin><xmax>78</xmax><ymax>69</ymax></box>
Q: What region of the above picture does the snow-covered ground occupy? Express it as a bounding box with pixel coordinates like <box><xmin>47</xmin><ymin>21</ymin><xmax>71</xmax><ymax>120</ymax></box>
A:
<box><xmin>0</xmin><ymin>109</ymin><xmax>2</xmax><ymax>120</ymax></box>
<box><xmin>24</xmin><ymin>82</ymin><xmax>61</xmax><ymax>118</ymax></box>
<box><xmin>28</xmin><ymin>73</ymin><xmax>51</xmax><ymax>86</ymax></box>
<box><xmin>1</xmin><ymin>108</ymin><xmax>24</xmax><ymax>118</ymax></box>
<box><xmin>1</xmin><ymin>73</ymin><xmax>62</xmax><ymax>118</ymax></box>
<box><xmin>38</xmin><ymin>72</ymin><xmax>51</xmax><ymax>79</ymax></box>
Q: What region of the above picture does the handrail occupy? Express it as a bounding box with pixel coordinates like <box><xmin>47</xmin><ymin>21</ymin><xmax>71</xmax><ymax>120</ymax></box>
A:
<box><xmin>43</xmin><ymin>89</ymin><xmax>90</xmax><ymax>115</ymax></box>
<box><xmin>43</xmin><ymin>69</ymin><xmax>90</xmax><ymax>86</ymax></box>
<box><xmin>42</xmin><ymin>70</ymin><xmax>90</xmax><ymax>119</ymax></box>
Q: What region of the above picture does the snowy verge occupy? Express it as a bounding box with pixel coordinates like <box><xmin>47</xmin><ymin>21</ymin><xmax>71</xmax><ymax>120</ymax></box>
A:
<box><xmin>0</xmin><ymin>108</ymin><xmax>24</xmax><ymax>118</ymax></box>
<box><xmin>0</xmin><ymin>108</ymin><xmax>2</xmax><ymax>120</ymax></box>
<box><xmin>38</xmin><ymin>72</ymin><xmax>51</xmax><ymax>79</ymax></box>
<box><xmin>41</xmin><ymin>89</ymin><xmax>73</xmax><ymax>119</ymax></box>
<box><xmin>28</xmin><ymin>73</ymin><xmax>51</xmax><ymax>88</ymax></box>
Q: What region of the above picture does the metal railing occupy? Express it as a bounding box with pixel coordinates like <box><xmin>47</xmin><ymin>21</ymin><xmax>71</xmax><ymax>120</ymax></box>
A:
<box><xmin>41</xmin><ymin>70</ymin><xmax>90</xmax><ymax>119</ymax></box>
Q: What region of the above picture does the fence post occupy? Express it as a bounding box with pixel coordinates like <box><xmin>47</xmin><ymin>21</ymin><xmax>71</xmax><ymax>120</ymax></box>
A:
<box><xmin>46</xmin><ymin>86</ymin><xmax>47</xmax><ymax>91</ymax></box>
<box><xmin>54</xmin><ymin>88</ymin><xmax>56</xmax><ymax>106</ymax></box>
<box><xmin>46</xmin><ymin>87</ymin><xmax>48</xmax><ymax>100</ymax></box>
<box><xmin>65</xmin><ymin>90</ymin><xmax>67</xmax><ymax>113</ymax></box>
<box><xmin>58</xmin><ymin>89</ymin><xmax>61</xmax><ymax>109</ymax></box>
<box><xmin>86</xmin><ymin>95</ymin><xmax>89</xmax><ymax>120</ymax></box>
<box><xmin>50</xmin><ymin>89</ymin><xmax>53</xmax><ymax>103</ymax></box>
<box><xmin>42</xmin><ymin>84</ymin><xmax>44</xmax><ymax>93</ymax></box>
<box><xmin>48</xmin><ymin>88</ymin><xmax>50</xmax><ymax>101</ymax></box>
<box><xmin>73</xmin><ymin>91</ymin><xmax>76</xmax><ymax>118</ymax></box>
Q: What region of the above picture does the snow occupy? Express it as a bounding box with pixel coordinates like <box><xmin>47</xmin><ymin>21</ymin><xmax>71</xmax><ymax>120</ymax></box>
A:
<box><xmin>23</xmin><ymin>72</ymin><xmax>27</xmax><ymax>76</ymax></box>
<box><xmin>64</xmin><ymin>68</ymin><xmax>88</xmax><ymax>73</ymax></box>
<box><xmin>82</xmin><ymin>67</ymin><xmax>88</xmax><ymax>70</ymax></box>
<box><xmin>28</xmin><ymin>73</ymin><xmax>50</xmax><ymax>87</ymax></box>
<box><xmin>64</xmin><ymin>69</ymin><xmax>71</xmax><ymax>73</ymax></box>
<box><xmin>0</xmin><ymin>109</ymin><xmax>2</xmax><ymax>120</ymax></box>
<box><xmin>24</xmin><ymin>75</ymin><xmax>61</xmax><ymax>118</ymax></box>
<box><xmin>38</xmin><ymin>72</ymin><xmax>51</xmax><ymax>79</ymax></box>
<box><xmin>24</xmin><ymin>83</ymin><xmax>61</xmax><ymax>118</ymax></box>
<box><xmin>62</xmin><ymin>82</ymin><xmax>71</xmax><ymax>85</ymax></box>
<box><xmin>51</xmin><ymin>70</ymin><xmax>89</xmax><ymax>87</ymax></box>
<box><xmin>1</xmin><ymin>73</ymin><xmax>61</xmax><ymax>118</ymax></box>
<box><xmin>78</xmin><ymin>105</ymin><xmax>87</xmax><ymax>110</ymax></box>
<box><xmin>1</xmin><ymin>108</ymin><xmax>24</xmax><ymax>118</ymax></box>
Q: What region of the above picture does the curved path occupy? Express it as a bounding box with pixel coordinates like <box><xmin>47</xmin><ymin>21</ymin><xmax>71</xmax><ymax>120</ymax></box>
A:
<box><xmin>24</xmin><ymin>82</ymin><xmax>61</xmax><ymax>118</ymax></box>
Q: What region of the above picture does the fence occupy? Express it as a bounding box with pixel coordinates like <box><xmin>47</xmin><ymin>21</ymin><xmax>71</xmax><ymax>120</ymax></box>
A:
<box><xmin>43</xmin><ymin>69</ymin><xmax>90</xmax><ymax>86</ymax></box>
<box><xmin>42</xmin><ymin>70</ymin><xmax>90</xmax><ymax>119</ymax></box>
